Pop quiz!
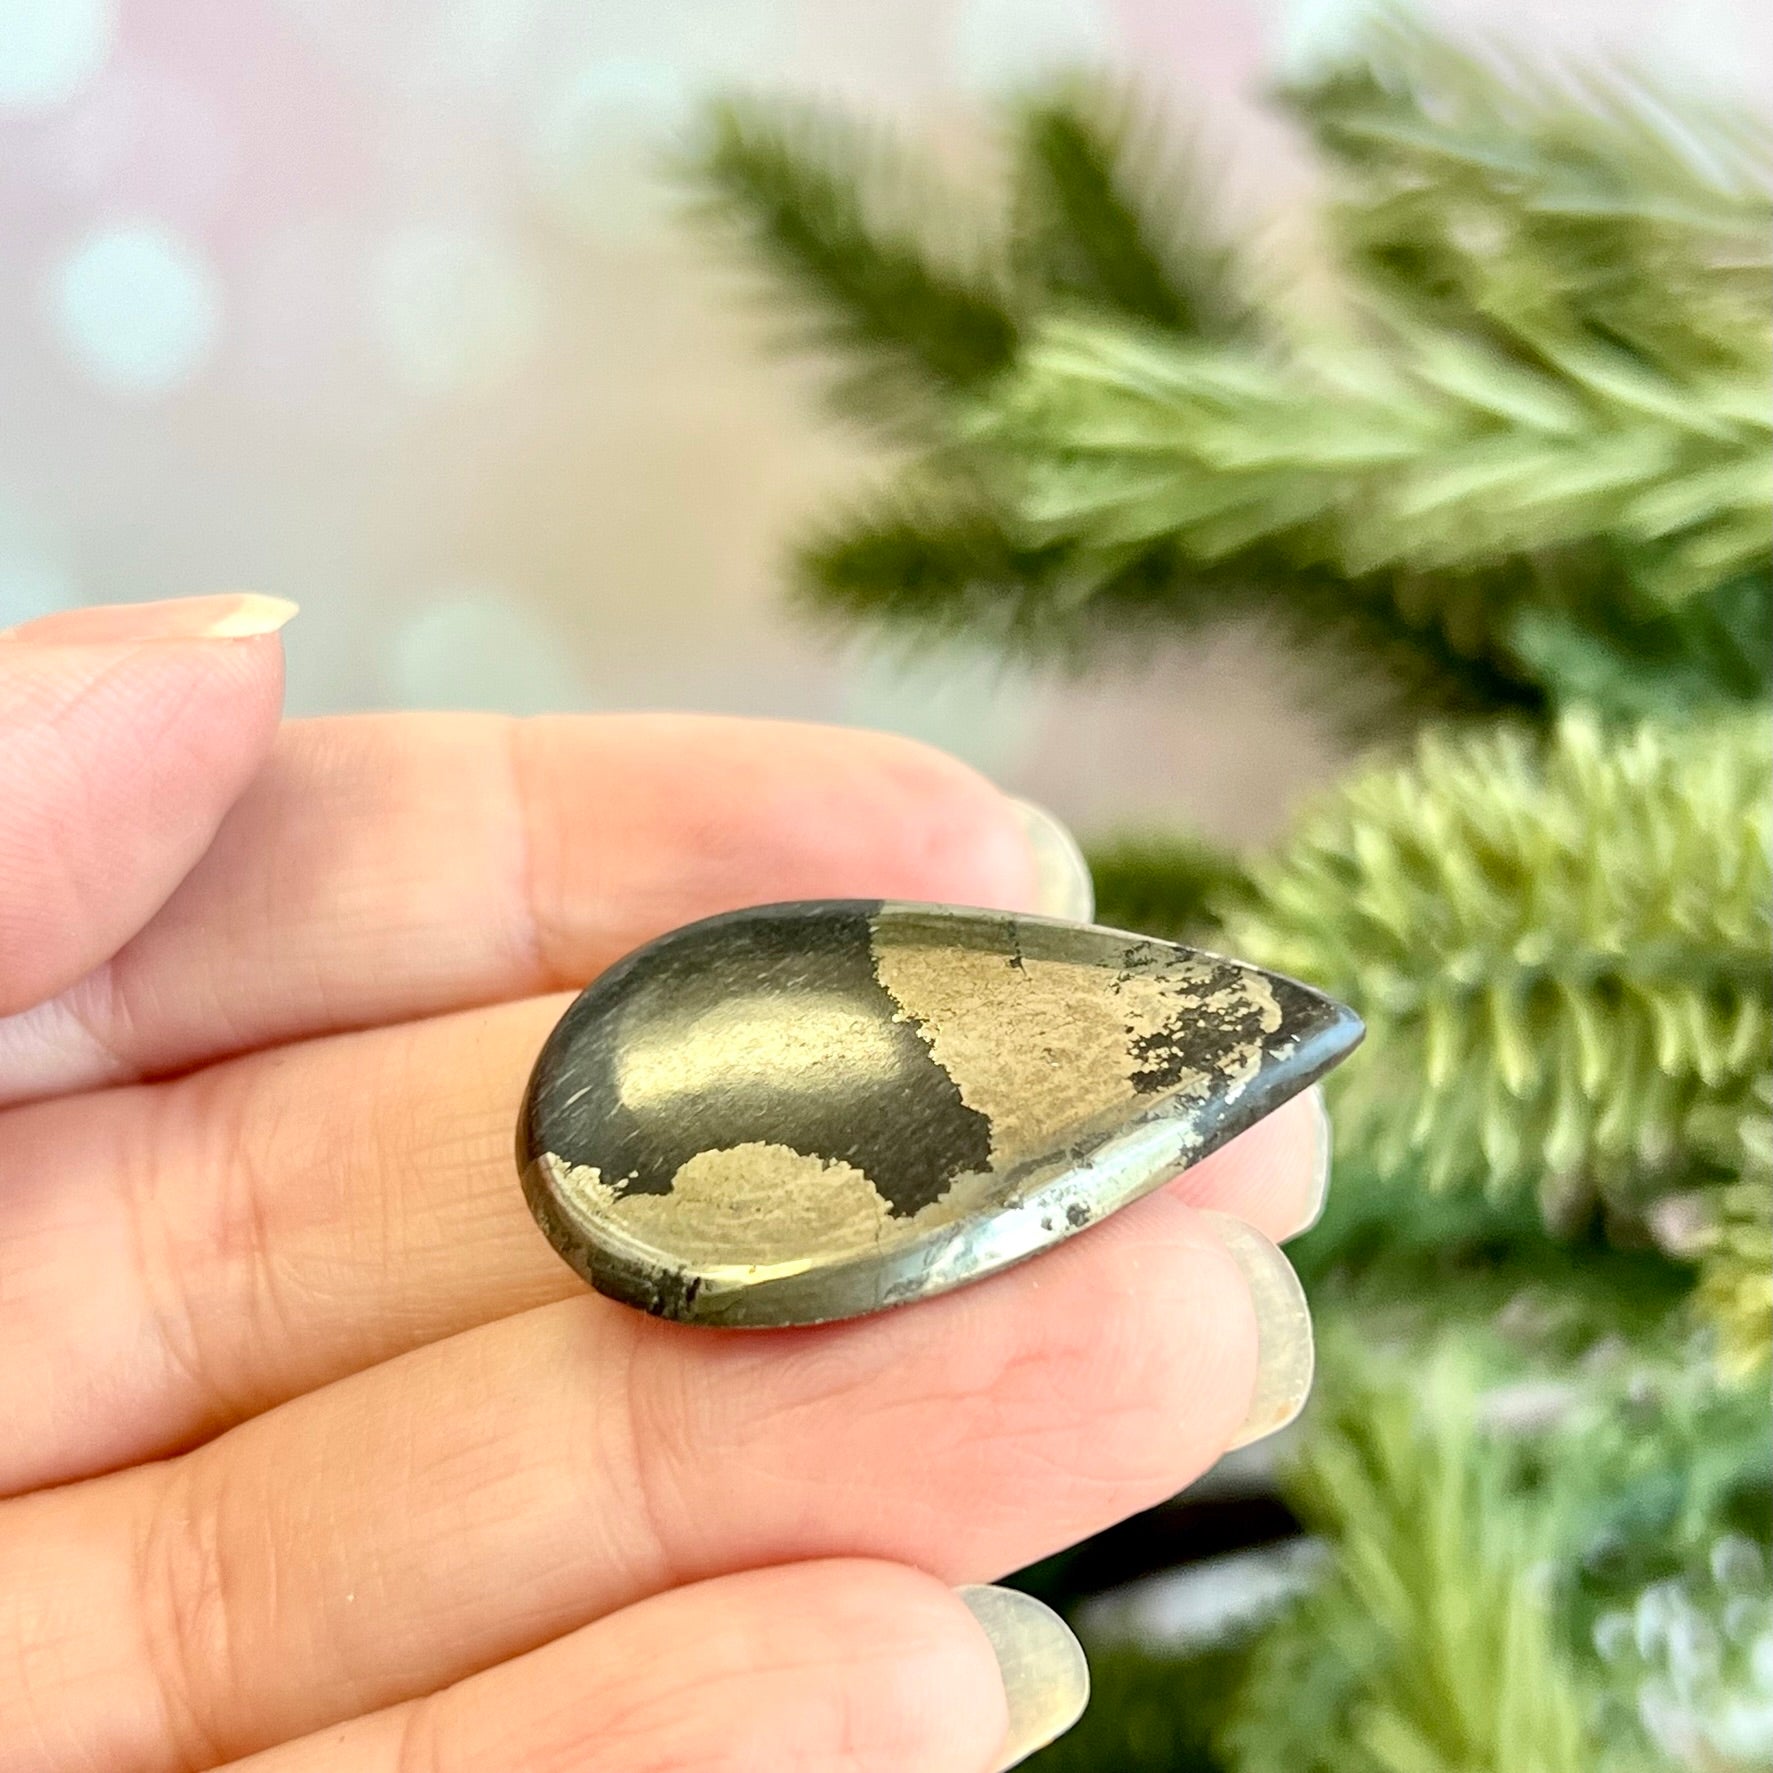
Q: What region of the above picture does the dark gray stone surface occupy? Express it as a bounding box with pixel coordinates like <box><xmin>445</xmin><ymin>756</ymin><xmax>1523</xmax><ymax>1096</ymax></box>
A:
<box><xmin>517</xmin><ymin>900</ymin><xmax>1361</xmax><ymax>1326</ymax></box>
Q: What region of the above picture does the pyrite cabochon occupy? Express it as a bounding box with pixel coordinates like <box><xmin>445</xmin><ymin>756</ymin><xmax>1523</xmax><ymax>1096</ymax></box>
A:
<box><xmin>517</xmin><ymin>901</ymin><xmax>1363</xmax><ymax>1327</ymax></box>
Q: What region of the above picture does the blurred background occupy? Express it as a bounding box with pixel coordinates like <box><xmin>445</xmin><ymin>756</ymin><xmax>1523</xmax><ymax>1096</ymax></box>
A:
<box><xmin>2</xmin><ymin>0</ymin><xmax>1766</xmax><ymax>840</ymax></box>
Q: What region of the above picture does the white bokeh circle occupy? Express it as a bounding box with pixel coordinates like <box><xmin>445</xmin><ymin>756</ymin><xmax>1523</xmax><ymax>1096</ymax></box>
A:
<box><xmin>0</xmin><ymin>0</ymin><xmax>115</xmax><ymax>111</ymax></box>
<box><xmin>47</xmin><ymin>222</ymin><xmax>223</xmax><ymax>397</ymax></box>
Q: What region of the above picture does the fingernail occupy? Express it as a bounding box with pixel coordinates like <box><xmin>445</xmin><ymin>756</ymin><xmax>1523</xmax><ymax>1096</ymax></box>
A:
<box><xmin>1289</xmin><ymin>1084</ymin><xmax>1333</xmax><ymax>1241</ymax></box>
<box><xmin>1199</xmin><ymin>1209</ymin><xmax>1315</xmax><ymax>1450</ymax></box>
<box><xmin>957</xmin><ymin>1584</ymin><xmax>1090</xmax><ymax>1770</ymax></box>
<box><xmin>1009</xmin><ymin>797</ymin><xmax>1094</xmax><ymax>922</ymax></box>
<box><xmin>0</xmin><ymin>593</ymin><xmax>299</xmax><ymax>646</ymax></box>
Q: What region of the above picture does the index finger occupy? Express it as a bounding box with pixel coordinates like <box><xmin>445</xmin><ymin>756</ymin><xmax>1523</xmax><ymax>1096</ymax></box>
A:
<box><xmin>0</xmin><ymin>594</ymin><xmax>289</xmax><ymax>1020</ymax></box>
<box><xmin>0</xmin><ymin>713</ymin><xmax>1060</xmax><ymax>1106</ymax></box>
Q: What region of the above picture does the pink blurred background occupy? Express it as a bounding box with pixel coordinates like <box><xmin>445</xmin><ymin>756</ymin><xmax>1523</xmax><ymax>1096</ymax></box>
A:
<box><xmin>3</xmin><ymin>0</ymin><xmax>1768</xmax><ymax>839</ymax></box>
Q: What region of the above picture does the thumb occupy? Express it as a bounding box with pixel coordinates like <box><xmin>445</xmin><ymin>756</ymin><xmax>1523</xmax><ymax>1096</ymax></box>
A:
<box><xmin>0</xmin><ymin>593</ymin><xmax>293</xmax><ymax>1016</ymax></box>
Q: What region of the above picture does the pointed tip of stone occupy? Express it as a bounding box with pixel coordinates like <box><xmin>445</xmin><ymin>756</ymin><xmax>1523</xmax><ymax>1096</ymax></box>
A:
<box><xmin>1242</xmin><ymin>968</ymin><xmax>1365</xmax><ymax>1117</ymax></box>
<box><xmin>1328</xmin><ymin>996</ymin><xmax>1365</xmax><ymax>1060</ymax></box>
<box><xmin>1294</xmin><ymin>981</ymin><xmax>1366</xmax><ymax>1070</ymax></box>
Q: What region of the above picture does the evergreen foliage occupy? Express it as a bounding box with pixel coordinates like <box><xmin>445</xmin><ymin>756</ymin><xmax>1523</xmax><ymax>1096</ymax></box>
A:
<box><xmin>1221</xmin><ymin>1357</ymin><xmax>1592</xmax><ymax>1773</ymax></box>
<box><xmin>685</xmin><ymin>97</ymin><xmax>1018</xmax><ymax>429</ymax></box>
<box><xmin>1006</xmin><ymin>84</ymin><xmax>1254</xmax><ymax>340</ymax></box>
<box><xmin>1279</xmin><ymin>18</ymin><xmax>1773</xmax><ymax>372</ymax></box>
<box><xmin>682</xmin><ymin>18</ymin><xmax>1773</xmax><ymax>1770</ymax></box>
<box><xmin>682</xmin><ymin>17</ymin><xmax>1772</xmax><ymax>730</ymax></box>
<box><xmin>1087</xmin><ymin>833</ymin><xmax>1251</xmax><ymax>942</ymax></box>
<box><xmin>1225</xmin><ymin>713</ymin><xmax>1771</xmax><ymax>1197</ymax></box>
<box><xmin>980</xmin><ymin>314</ymin><xmax>1771</xmax><ymax>684</ymax></box>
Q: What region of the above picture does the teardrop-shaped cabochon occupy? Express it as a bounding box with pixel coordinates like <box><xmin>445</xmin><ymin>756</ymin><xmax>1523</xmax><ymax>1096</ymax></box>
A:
<box><xmin>518</xmin><ymin>901</ymin><xmax>1362</xmax><ymax>1327</ymax></box>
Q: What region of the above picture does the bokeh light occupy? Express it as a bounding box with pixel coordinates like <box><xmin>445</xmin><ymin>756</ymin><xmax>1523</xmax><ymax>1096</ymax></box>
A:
<box><xmin>0</xmin><ymin>0</ymin><xmax>115</xmax><ymax>111</ymax></box>
<box><xmin>47</xmin><ymin>222</ymin><xmax>222</xmax><ymax>396</ymax></box>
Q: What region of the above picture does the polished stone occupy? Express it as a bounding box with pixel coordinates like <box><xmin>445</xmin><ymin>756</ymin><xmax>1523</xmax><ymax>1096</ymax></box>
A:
<box><xmin>517</xmin><ymin>900</ymin><xmax>1362</xmax><ymax>1327</ymax></box>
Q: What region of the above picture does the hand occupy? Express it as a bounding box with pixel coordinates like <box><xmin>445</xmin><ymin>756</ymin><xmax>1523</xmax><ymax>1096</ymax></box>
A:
<box><xmin>0</xmin><ymin>595</ymin><xmax>1325</xmax><ymax>1772</ymax></box>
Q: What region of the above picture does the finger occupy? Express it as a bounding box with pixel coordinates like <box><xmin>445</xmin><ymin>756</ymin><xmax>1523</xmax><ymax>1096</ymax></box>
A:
<box><xmin>2</xmin><ymin>713</ymin><xmax>1054</xmax><ymax>1104</ymax></box>
<box><xmin>0</xmin><ymin>595</ymin><xmax>290</xmax><ymax>1019</ymax></box>
<box><xmin>0</xmin><ymin>1189</ymin><xmax>1272</xmax><ymax>1771</ymax></box>
<box><xmin>0</xmin><ymin>990</ymin><xmax>1322</xmax><ymax>1491</ymax></box>
<box><xmin>217</xmin><ymin>1563</ymin><xmax>1058</xmax><ymax>1773</ymax></box>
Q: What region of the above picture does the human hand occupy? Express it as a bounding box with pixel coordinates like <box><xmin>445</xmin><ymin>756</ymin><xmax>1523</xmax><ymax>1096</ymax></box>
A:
<box><xmin>0</xmin><ymin>594</ymin><xmax>1326</xmax><ymax>1772</ymax></box>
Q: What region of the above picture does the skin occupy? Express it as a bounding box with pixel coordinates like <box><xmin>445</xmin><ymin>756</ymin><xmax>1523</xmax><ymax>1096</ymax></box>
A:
<box><xmin>0</xmin><ymin>600</ymin><xmax>1321</xmax><ymax>1772</ymax></box>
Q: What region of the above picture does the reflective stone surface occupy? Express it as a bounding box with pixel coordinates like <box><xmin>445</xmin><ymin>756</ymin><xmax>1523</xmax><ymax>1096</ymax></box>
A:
<box><xmin>517</xmin><ymin>901</ymin><xmax>1362</xmax><ymax>1326</ymax></box>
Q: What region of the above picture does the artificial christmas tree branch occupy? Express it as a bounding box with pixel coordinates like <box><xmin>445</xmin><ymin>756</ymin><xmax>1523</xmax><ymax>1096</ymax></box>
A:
<box><xmin>1222</xmin><ymin>1357</ymin><xmax>1593</xmax><ymax>1773</ymax></box>
<box><xmin>981</xmin><ymin>312</ymin><xmax>1770</xmax><ymax>612</ymax></box>
<box><xmin>1008</xmin><ymin>83</ymin><xmax>1255</xmax><ymax>340</ymax></box>
<box><xmin>1280</xmin><ymin>13</ymin><xmax>1773</xmax><ymax>369</ymax></box>
<box><xmin>684</xmin><ymin>97</ymin><xmax>1018</xmax><ymax>430</ymax></box>
<box><xmin>1226</xmin><ymin>713</ymin><xmax>1771</xmax><ymax>1201</ymax></box>
<box><xmin>683</xmin><ymin>33</ymin><xmax>1771</xmax><ymax>732</ymax></box>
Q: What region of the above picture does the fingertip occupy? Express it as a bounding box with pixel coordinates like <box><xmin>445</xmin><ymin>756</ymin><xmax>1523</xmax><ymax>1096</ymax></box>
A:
<box><xmin>0</xmin><ymin>614</ymin><xmax>287</xmax><ymax>1013</ymax></box>
<box><xmin>0</xmin><ymin>592</ymin><xmax>298</xmax><ymax>646</ymax></box>
<box><xmin>809</xmin><ymin>1562</ymin><xmax>1016</xmax><ymax>1768</ymax></box>
<box><xmin>958</xmin><ymin>1583</ymin><xmax>1090</xmax><ymax>1768</ymax></box>
<box><xmin>609</xmin><ymin>1561</ymin><xmax>1015</xmax><ymax>1773</ymax></box>
<box><xmin>1196</xmin><ymin>1209</ymin><xmax>1315</xmax><ymax>1449</ymax></box>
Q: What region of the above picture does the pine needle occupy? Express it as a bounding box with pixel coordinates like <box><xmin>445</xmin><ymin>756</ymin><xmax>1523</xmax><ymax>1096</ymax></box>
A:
<box><xmin>1008</xmin><ymin>80</ymin><xmax>1254</xmax><ymax>339</ymax></box>
<box><xmin>680</xmin><ymin>97</ymin><xmax>1019</xmax><ymax>428</ymax></box>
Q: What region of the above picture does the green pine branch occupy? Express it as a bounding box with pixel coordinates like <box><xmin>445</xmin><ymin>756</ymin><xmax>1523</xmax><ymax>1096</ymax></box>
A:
<box><xmin>1009</xmin><ymin>82</ymin><xmax>1254</xmax><ymax>338</ymax></box>
<box><xmin>1282</xmin><ymin>12</ymin><xmax>1773</xmax><ymax>368</ymax></box>
<box><xmin>978</xmin><ymin>309</ymin><xmax>1772</xmax><ymax>614</ymax></box>
<box><xmin>1506</xmin><ymin>567</ymin><xmax>1773</xmax><ymax>722</ymax></box>
<box><xmin>1088</xmin><ymin>833</ymin><xmax>1255</xmax><ymax>943</ymax></box>
<box><xmin>795</xmin><ymin>470</ymin><xmax>1549</xmax><ymax>727</ymax></box>
<box><xmin>791</xmin><ymin>478</ymin><xmax>1134</xmax><ymax>651</ymax></box>
<box><xmin>1694</xmin><ymin>1172</ymin><xmax>1773</xmax><ymax>1381</ymax></box>
<box><xmin>1220</xmin><ymin>1290</ymin><xmax>1768</xmax><ymax>1773</ymax></box>
<box><xmin>1221</xmin><ymin>1356</ymin><xmax>1592</xmax><ymax>1773</ymax></box>
<box><xmin>681</xmin><ymin>97</ymin><xmax>1019</xmax><ymax>426</ymax></box>
<box><xmin>684</xmin><ymin>40</ymin><xmax>1770</xmax><ymax>730</ymax></box>
<box><xmin>1673</xmin><ymin>1074</ymin><xmax>1773</xmax><ymax>1378</ymax></box>
<box><xmin>682</xmin><ymin>80</ymin><xmax>1261</xmax><ymax>434</ymax></box>
<box><xmin>1225</xmin><ymin>713</ymin><xmax>1773</xmax><ymax>1198</ymax></box>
